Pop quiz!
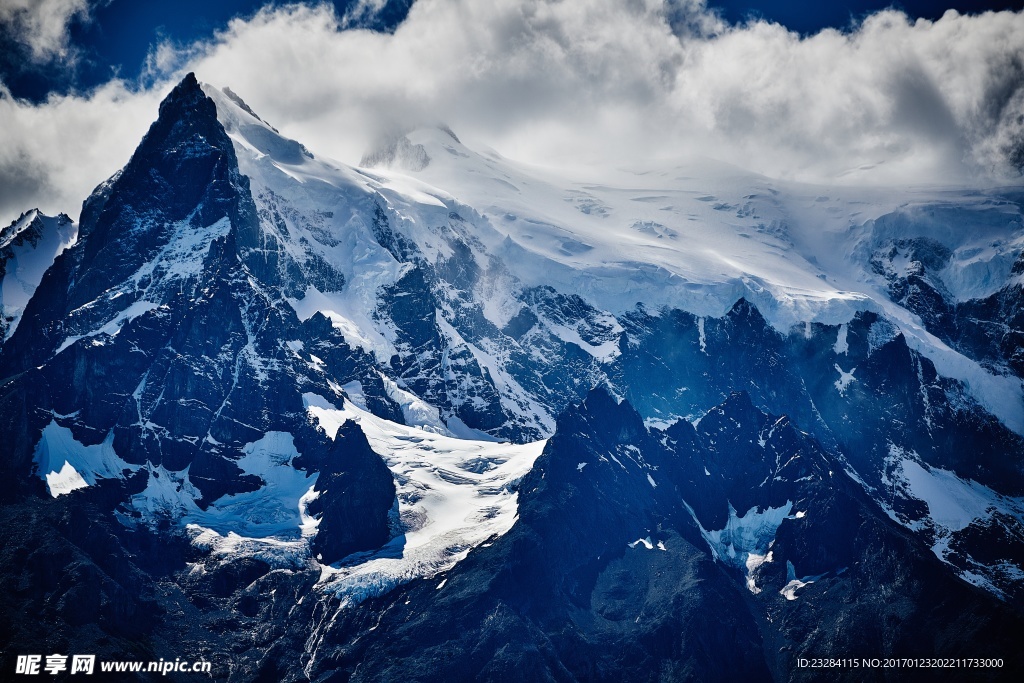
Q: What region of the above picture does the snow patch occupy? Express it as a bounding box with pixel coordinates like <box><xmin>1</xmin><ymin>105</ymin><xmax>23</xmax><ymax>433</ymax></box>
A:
<box><xmin>341</xmin><ymin>380</ymin><xmax>369</xmax><ymax>411</ymax></box>
<box><xmin>45</xmin><ymin>461</ymin><xmax>89</xmax><ymax>497</ymax></box>
<box><xmin>544</xmin><ymin>317</ymin><xmax>622</xmax><ymax>362</ymax></box>
<box><xmin>875</xmin><ymin>445</ymin><xmax>1024</xmax><ymax>597</ymax></box>
<box><xmin>130</xmin><ymin>463</ymin><xmax>204</xmax><ymax>518</ymax></box>
<box><xmin>867</xmin><ymin>317</ymin><xmax>899</xmax><ymax>354</ymax></box>
<box><xmin>745</xmin><ymin>551</ymin><xmax>774</xmax><ymax>594</ymax></box>
<box><xmin>303</xmin><ymin>393</ymin><xmax>545</xmax><ymax>606</ymax></box>
<box><xmin>689</xmin><ymin>500</ymin><xmax>793</xmax><ymax>591</ymax></box>
<box><xmin>833</xmin><ymin>364</ymin><xmax>856</xmax><ymax>396</ymax></box>
<box><xmin>34</xmin><ymin>421</ymin><xmax>135</xmax><ymax>497</ymax></box>
<box><xmin>128</xmin><ymin>433</ymin><xmax>320</xmax><ymax>564</ymax></box>
<box><xmin>1</xmin><ymin>211</ymin><xmax>77</xmax><ymax>340</ymax></box>
<box><xmin>895</xmin><ymin>454</ymin><xmax>1007</xmax><ymax>533</ymax></box>
<box><xmin>192</xmin><ymin>432</ymin><xmax>317</xmax><ymax>538</ymax></box>
<box><xmin>378</xmin><ymin>373</ymin><xmax>452</xmax><ymax>435</ymax></box>
<box><xmin>780</xmin><ymin>560</ymin><xmax>825</xmax><ymax>601</ymax></box>
<box><xmin>54</xmin><ymin>300</ymin><xmax>161</xmax><ymax>355</ymax></box>
<box><xmin>833</xmin><ymin>323</ymin><xmax>848</xmax><ymax>354</ymax></box>
<box><xmin>287</xmin><ymin>285</ymin><xmax>399</xmax><ymax>362</ymax></box>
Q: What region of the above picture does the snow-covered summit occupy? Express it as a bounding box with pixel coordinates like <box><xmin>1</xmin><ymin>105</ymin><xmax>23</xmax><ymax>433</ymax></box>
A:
<box><xmin>360</xmin><ymin>132</ymin><xmax>432</xmax><ymax>172</ymax></box>
<box><xmin>0</xmin><ymin>209</ymin><xmax>77</xmax><ymax>341</ymax></box>
<box><xmin>3</xmin><ymin>74</ymin><xmax>1024</xmax><ymax>670</ymax></box>
<box><xmin>399</xmin><ymin>124</ymin><xmax>1024</xmax><ymax>329</ymax></box>
<box><xmin>209</xmin><ymin>83</ymin><xmax>1024</xmax><ymax>336</ymax></box>
<box><xmin>194</xmin><ymin>80</ymin><xmax>1024</xmax><ymax>437</ymax></box>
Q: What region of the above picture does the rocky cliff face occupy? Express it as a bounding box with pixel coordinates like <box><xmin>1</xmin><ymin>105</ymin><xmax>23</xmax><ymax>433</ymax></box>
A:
<box><xmin>0</xmin><ymin>78</ymin><xmax>399</xmax><ymax>670</ymax></box>
<box><xmin>1</xmin><ymin>73</ymin><xmax>1022</xmax><ymax>681</ymax></box>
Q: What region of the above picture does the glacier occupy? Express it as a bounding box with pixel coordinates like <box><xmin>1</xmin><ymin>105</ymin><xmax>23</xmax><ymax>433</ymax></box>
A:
<box><xmin>2</xmin><ymin>72</ymin><xmax>1024</xmax><ymax>681</ymax></box>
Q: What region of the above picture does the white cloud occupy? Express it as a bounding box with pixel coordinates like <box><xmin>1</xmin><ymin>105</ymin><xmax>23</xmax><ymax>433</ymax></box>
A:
<box><xmin>0</xmin><ymin>79</ymin><xmax>162</xmax><ymax>222</ymax></box>
<box><xmin>164</xmin><ymin>1</ymin><xmax>1024</xmax><ymax>184</ymax></box>
<box><xmin>0</xmin><ymin>0</ymin><xmax>91</xmax><ymax>61</ymax></box>
<box><xmin>182</xmin><ymin>1</ymin><xmax>702</xmax><ymax>166</ymax></box>
<box><xmin>667</xmin><ymin>9</ymin><xmax>1024</xmax><ymax>183</ymax></box>
<box><xmin>2</xmin><ymin>1</ymin><xmax>1023</xmax><ymax>227</ymax></box>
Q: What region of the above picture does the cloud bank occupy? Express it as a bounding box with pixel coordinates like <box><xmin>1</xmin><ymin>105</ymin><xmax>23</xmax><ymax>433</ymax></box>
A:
<box><xmin>0</xmin><ymin>80</ymin><xmax>161</xmax><ymax>224</ymax></box>
<box><xmin>2</xmin><ymin>0</ymin><xmax>1024</xmax><ymax>225</ymax></box>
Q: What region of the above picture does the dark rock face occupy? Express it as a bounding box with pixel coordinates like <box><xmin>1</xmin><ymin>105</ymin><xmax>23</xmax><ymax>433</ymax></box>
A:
<box><xmin>370</xmin><ymin>202</ymin><xmax>418</xmax><ymax>264</ymax></box>
<box><xmin>282</xmin><ymin>391</ymin><xmax>1022</xmax><ymax>682</ymax></box>
<box><xmin>378</xmin><ymin>265</ymin><xmax>508</xmax><ymax>434</ymax></box>
<box><xmin>306</xmin><ymin>420</ymin><xmax>397</xmax><ymax>565</ymax></box>
<box><xmin>2</xmin><ymin>72</ymin><xmax>1024</xmax><ymax>683</ymax></box>
<box><xmin>791</xmin><ymin>311</ymin><xmax>1024</xmax><ymax>494</ymax></box>
<box><xmin>616</xmin><ymin>302</ymin><xmax>1024</xmax><ymax>491</ymax></box>
<box><xmin>870</xmin><ymin>234</ymin><xmax>1024</xmax><ymax>380</ymax></box>
<box><xmin>297</xmin><ymin>311</ymin><xmax>406</xmax><ymax>424</ymax></box>
<box><xmin>0</xmin><ymin>75</ymin><xmax>399</xmax><ymax>671</ymax></box>
<box><xmin>956</xmin><ymin>278</ymin><xmax>1024</xmax><ymax>377</ymax></box>
<box><xmin>616</xmin><ymin>300</ymin><xmax>815</xmax><ymax>433</ymax></box>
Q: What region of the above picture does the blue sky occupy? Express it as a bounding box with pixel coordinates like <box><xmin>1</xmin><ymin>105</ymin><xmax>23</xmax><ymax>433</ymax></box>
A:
<box><xmin>0</xmin><ymin>1</ymin><xmax>1018</xmax><ymax>102</ymax></box>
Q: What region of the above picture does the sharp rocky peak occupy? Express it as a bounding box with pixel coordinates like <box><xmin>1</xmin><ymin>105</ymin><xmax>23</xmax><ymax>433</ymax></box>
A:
<box><xmin>0</xmin><ymin>209</ymin><xmax>41</xmax><ymax>245</ymax></box>
<box><xmin>157</xmin><ymin>72</ymin><xmax>213</xmax><ymax>122</ymax></box>
<box><xmin>0</xmin><ymin>71</ymin><xmax>264</xmax><ymax>372</ymax></box>
<box><xmin>0</xmin><ymin>209</ymin><xmax>72</xmax><ymax>247</ymax></box>
<box><xmin>78</xmin><ymin>71</ymin><xmax>244</xmax><ymax>243</ymax></box>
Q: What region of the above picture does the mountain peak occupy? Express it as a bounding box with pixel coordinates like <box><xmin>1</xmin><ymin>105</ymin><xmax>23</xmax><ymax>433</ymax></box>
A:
<box><xmin>114</xmin><ymin>72</ymin><xmax>228</xmax><ymax>197</ymax></box>
<box><xmin>201</xmin><ymin>83</ymin><xmax>314</xmax><ymax>166</ymax></box>
<box><xmin>0</xmin><ymin>208</ymin><xmax>75</xmax><ymax>252</ymax></box>
<box><xmin>161</xmin><ymin>72</ymin><xmax>205</xmax><ymax>110</ymax></box>
<box><xmin>555</xmin><ymin>385</ymin><xmax>648</xmax><ymax>447</ymax></box>
<box><xmin>0</xmin><ymin>208</ymin><xmax>77</xmax><ymax>341</ymax></box>
<box><xmin>2</xmin><ymin>68</ymin><xmax>253</xmax><ymax>361</ymax></box>
<box><xmin>0</xmin><ymin>209</ymin><xmax>40</xmax><ymax>247</ymax></box>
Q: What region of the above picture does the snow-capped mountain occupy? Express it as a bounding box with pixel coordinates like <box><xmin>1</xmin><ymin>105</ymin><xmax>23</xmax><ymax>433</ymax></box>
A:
<box><xmin>0</xmin><ymin>209</ymin><xmax>76</xmax><ymax>341</ymax></box>
<box><xmin>1</xmin><ymin>73</ymin><xmax>1022</xmax><ymax>680</ymax></box>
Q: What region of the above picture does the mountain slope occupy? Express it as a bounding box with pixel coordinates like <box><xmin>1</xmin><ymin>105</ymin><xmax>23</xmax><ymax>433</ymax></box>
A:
<box><xmin>0</xmin><ymin>73</ymin><xmax>1022</xmax><ymax>681</ymax></box>
<box><xmin>256</xmin><ymin>390</ymin><xmax>1023</xmax><ymax>682</ymax></box>
<box><xmin>0</xmin><ymin>209</ymin><xmax>76</xmax><ymax>341</ymax></box>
